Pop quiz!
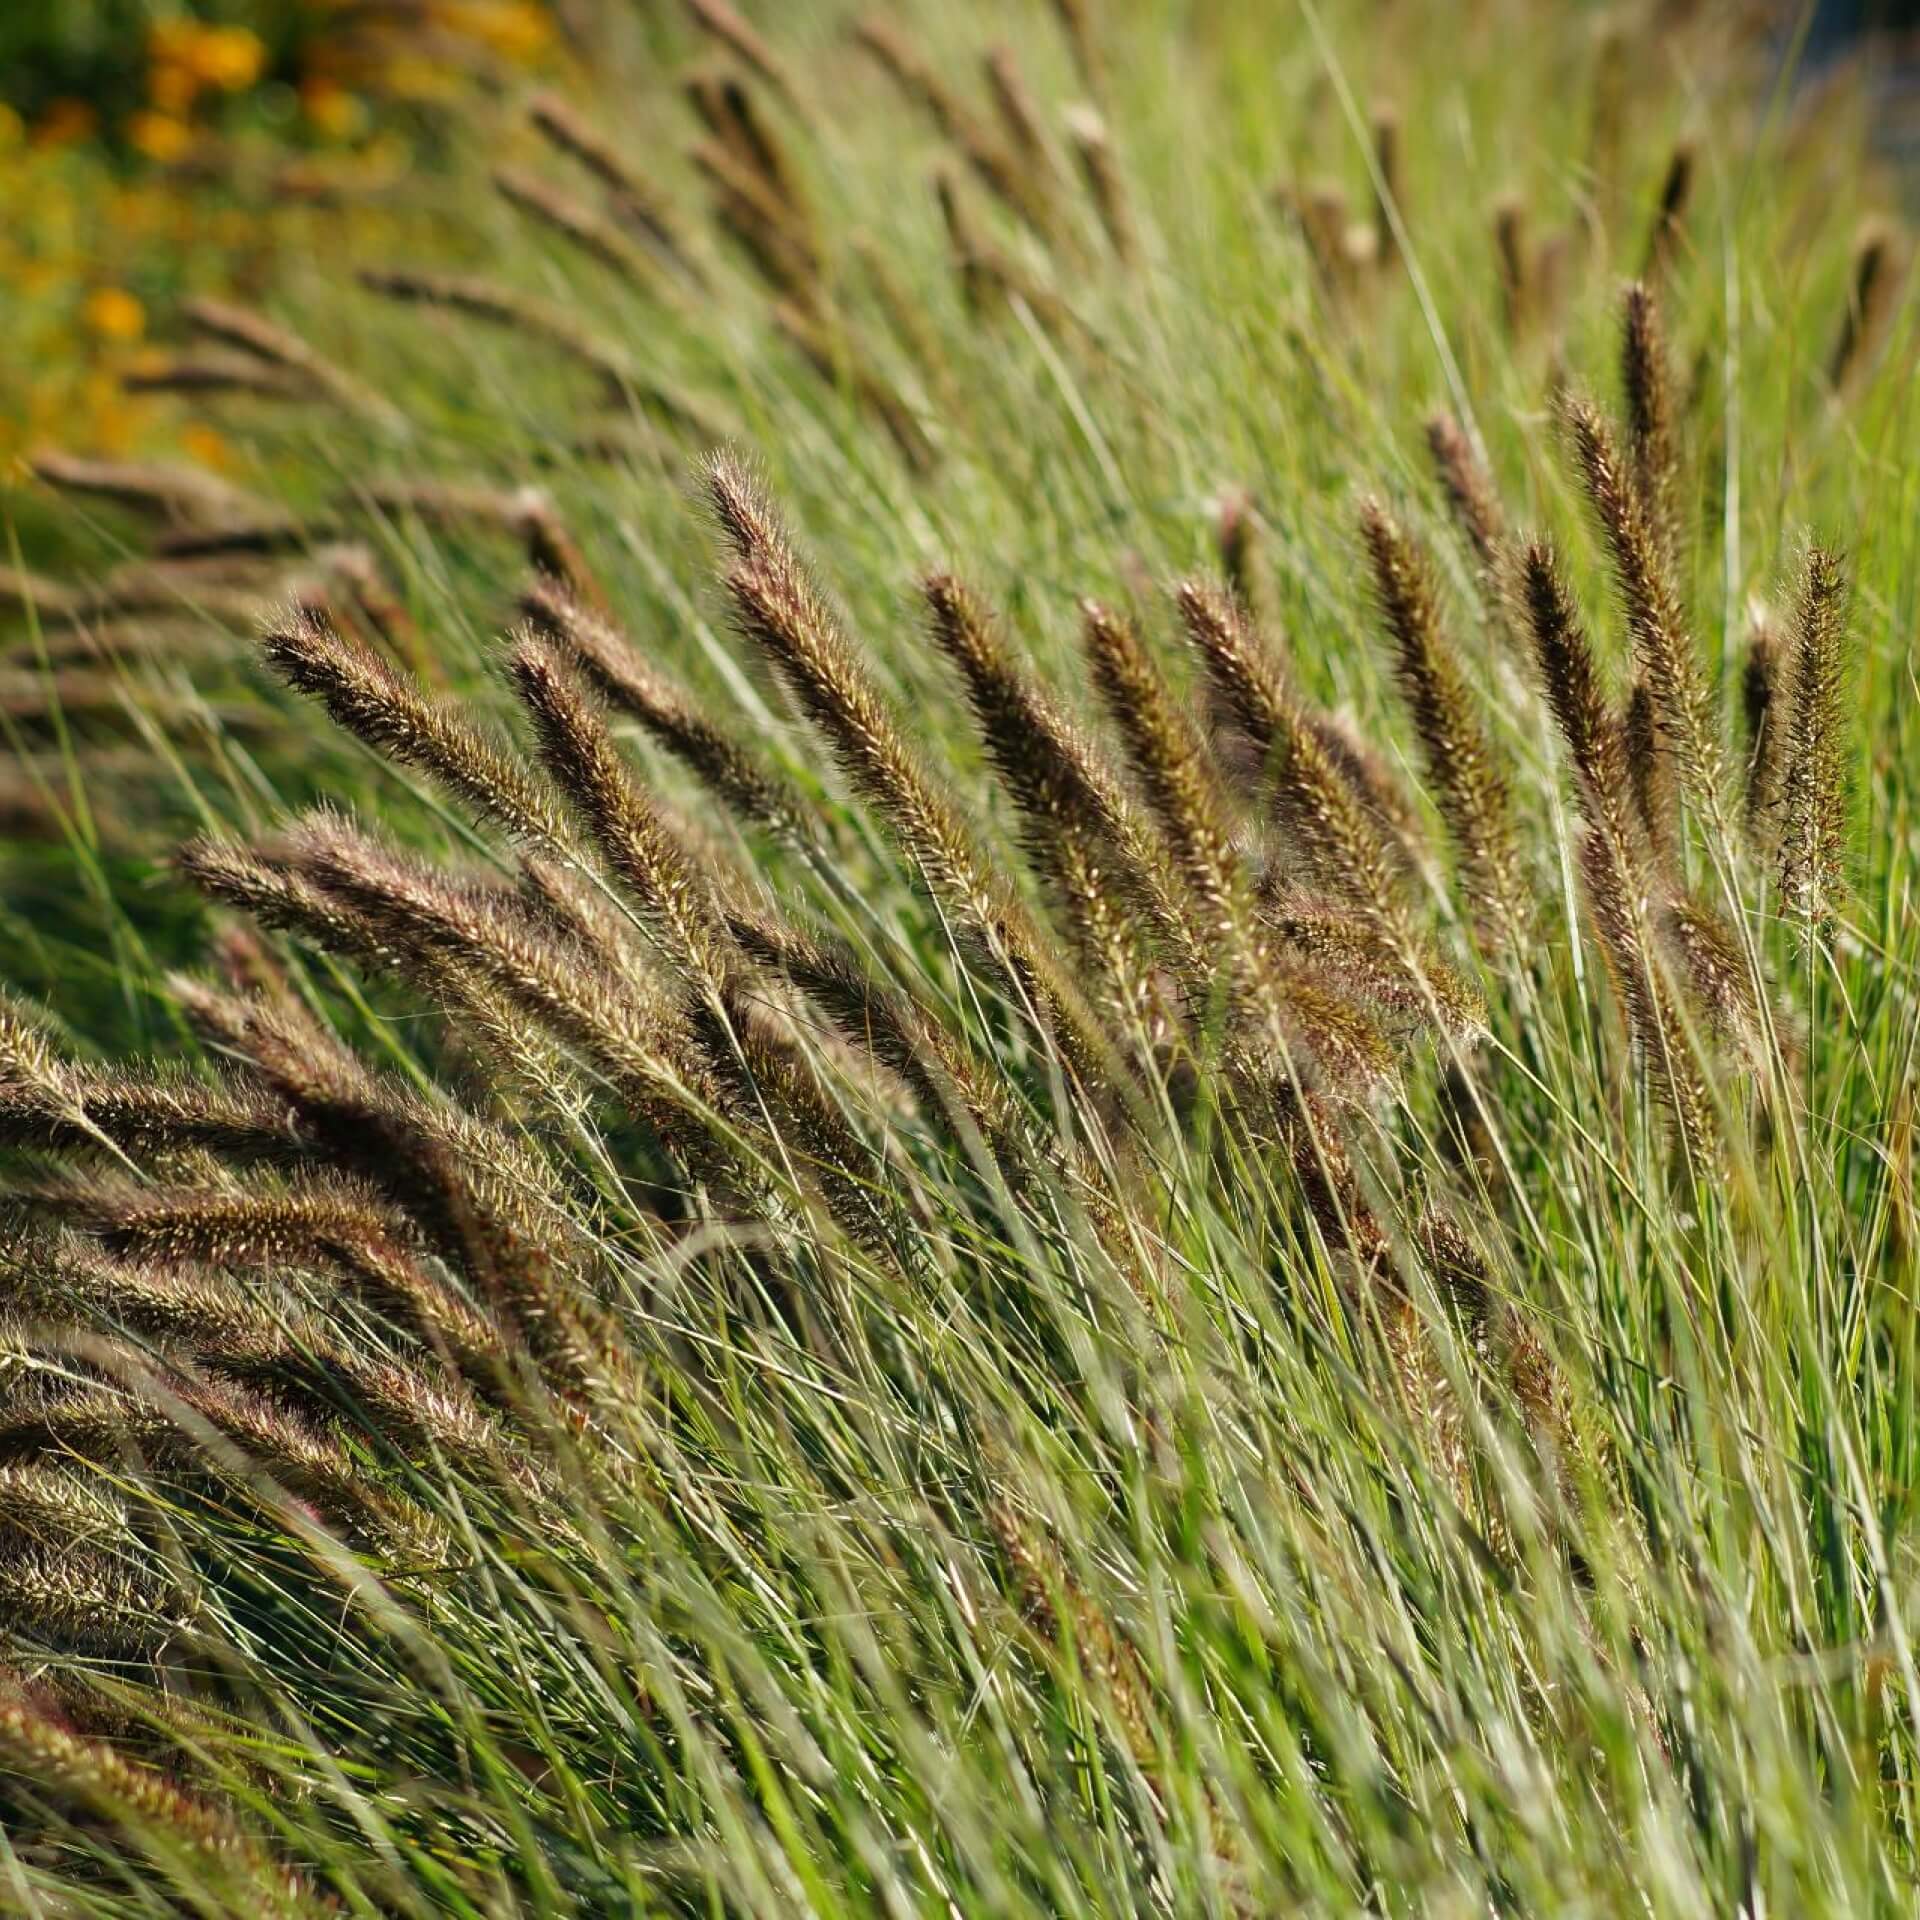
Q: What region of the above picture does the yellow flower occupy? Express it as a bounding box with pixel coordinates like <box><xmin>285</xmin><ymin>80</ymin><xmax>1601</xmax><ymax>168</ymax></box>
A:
<box><xmin>301</xmin><ymin>79</ymin><xmax>367</xmax><ymax>141</ymax></box>
<box><xmin>147</xmin><ymin>60</ymin><xmax>203</xmax><ymax>115</ymax></box>
<box><xmin>82</xmin><ymin>287</ymin><xmax>146</xmax><ymax>344</ymax></box>
<box><xmin>128</xmin><ymin>110</ymin><xmax>193</xmax><ymax>164</ymax></box>
<box><xmin>154</xmin><ymin>23</ymin><xmax>266</xmax><ymax>92</ymax></box>
<box><xmin>179</xmin><ymin>423</ymin><xmax>234</xmax><ymax>472</ymax></box>
<box><xmin>436</xmin><ymin>2</ymin><xmax>552</xmax><ymax>62</ymax></box>
<box><xmin>380</xmin><ymin>56</ymin><xmax>461</xmax><ymax>103</ymax></box>
<box><xmin>148</xmin><ymin>22</ymin><xmax>200</xmax><ymax>66</ymax></box>
<box><xmin>187</xmin><ymin>26</ymin><xmax>268</xmax><ymax>92</ymax></box>
<box><xmin>0</xmin><ymin>104</ymin><xmax>23</xmax><ymax>153</ymax></box>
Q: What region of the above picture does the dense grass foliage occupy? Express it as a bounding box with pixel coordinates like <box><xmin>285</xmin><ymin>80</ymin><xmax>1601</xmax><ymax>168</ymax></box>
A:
<box><xmin>1</xmin><ymin>2</ymin><xmax>1918</xmax><ymax>1913</ymax></box>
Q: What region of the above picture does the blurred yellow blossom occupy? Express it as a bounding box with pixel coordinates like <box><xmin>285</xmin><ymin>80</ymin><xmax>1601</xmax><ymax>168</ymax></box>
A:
<box><xmin>128</xmin><ymin>111</ymin><xmax>193</xmax><ymax>164</ymax></box>
<box><xmin>381</xmin><ymin>57</ymin><xmax>463</xmax><ymax>104</ymax></box>
<box><xmin>82</xmin><ymin>288</ymin><xmax>146</xmax><ymax>344</ymax></box>
<box><xmin>178</xmin><ymin>423</ymin><xmax>234</xmax><ymax>473</ymax></box>
<box><xmin>301</xmin><ymin>79</ymin><xmax>368</xmax><ymax>141</ymax></box>
<box><xmin>191</xmin><ymin>27</ymin><xmax>269</xmax><ymax>92</ymax></box>
<box><xmin>148</xmin><ymin>23</ymin><xmax>202</xmax><ymax>65</ymax></box>
<box><xmin>0</xmin><ymin>106</ymin><xmax>23</xmax><ymax>154</ymax></box>
<box><xmin>149</xmin><ymin>22</ymin><xmax>266</xmax><ymax>94</ymax></box>
<box><xmin>436</xmin><ymin>2</ymin><xmax>553</xmax><ymax>61</ymax></box>
<box><xmin>147</xmin><ymin>61</ymin><xmax>203</xmax><ymax>116</ymax></box>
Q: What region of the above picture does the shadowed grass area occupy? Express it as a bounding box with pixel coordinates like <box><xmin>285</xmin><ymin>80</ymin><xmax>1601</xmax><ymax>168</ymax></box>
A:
<box><xmin>0</xmin><ymin>2</ymin><xmax>1917</xmax><ymax>1913</ymax></box>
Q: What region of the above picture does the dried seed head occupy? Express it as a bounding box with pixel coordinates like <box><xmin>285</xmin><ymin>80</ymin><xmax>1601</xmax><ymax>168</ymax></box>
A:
<box><xmin>1048</xmin><ymin>0</ymin><xmax>1106</xmax><ymax>103</ymax></box>
<box><xmin>507</xmin><ymin>635</ymin><xmax>737</xmax><ymax>989</ymax></box>
<box><xmin>521</xmin><ymin>580</ymin><xmax>814</xmax><ymax>846</ymax></box>
<box><xmin>1371</xmin><ymin>105</ymin><xmax>1402</xmax><ymax>269</ymax></box>
<box><xmin>1063</xmin><ymin>105</ymin><xmax>1136</xmax><ymax>266</ymax></box>
<box><xmin>684</xmin><ymin>0</ymin><xmax>814</xmax><ymax>126</ymax></box>
<box><xmin>686</xmin><ymin>70</ymin><xmax>805</xmax><ymax>221</ymax></box>
<box><xmin>923</xmin><ymin>573</ymin><xmax>1200</xmax><ymax>1031</ymax></box>
<box><xmin>358</xmin><ymin>269</ymin><xmax>682</xmax><ymax>417</ymax></box>
<box><xmin>1576</xmin><ymin>828</ymin><xmax>1714</xmax><ymax>1161</ymax></box>
<box><xmin>1266</xmin><ymin>907</ymin><xmax>1486</xmax><ymax>1042</ymax></box>
<box><xmin>183</xmin><ymin>296</ymin><xmax>398</xmax><ymax>427</ymax></box>
<box><xmin>1829</xmin><ymin>219</ymin><xmax>1905</xmax><ymax>396</ymax></box>
<box><xmin>983</xmin><ymin>44</ymin><xmax>1058</xmax><ymax>188</ymax></box>
<box><xmin>1175</xmin><ymin>580</ymin><xmax>1406</xmax><ymax>926</ymax></box>
<box><xmin>1741</xmin><ymin>618</ymin><xmax>1784</xmax><ymax>833</ymax></box>
<box><xmin>1424</xmin><ymin>413</ymin><xmax>1505</xmax><ymax>587</ymax></box>
<box><xmin>1493</xmin><ymin>197</ymin><xmax>1530</xmax><ymax>338</ymax></box>
<box><xmin>262</xmin><ymin>603</ymin><xmax>571</xmax><ymax>851</ymax></box>
<box><xmin>710</xmin><ymin>468</ymin><xmax>1053</xmax><ymax>985</ymax></box>
<box><xmin>855</xmin><ymin>16</ymin><xmax>1046</xmax><ymax>236</ymax></box>
<box><xmin>29</xmin><ymin>451</ymin><xmax>255</xmax><ymax>528</ymax></box>
<box><xmin>1620</xmin><ymin>282</ymin><xmax>1680</xmax><ymax>571</ymax></box>
<box><xmin>528</xmin><ymin>89</ymin><xmax>708</xmax><ymax>283</ymax></box>
<box><xmin>1359</xmin><ymin>499</ymin><xmax>1526</xmax><ymax>941</ymax></box>
<box><xmin>924</xmin><ymin>575</ymin><xmax>1134</xmax><ymax>879</ymax></box>
<box><xmin>1642</xmin><ymin>140</ymin><xmax>1695</xmax><ymax>283</ymax></box>
<box><xmin>1657</xmin><ymin>893</ymin><xmax>1768</xmax><ymax>1065</ymax></box>
<box><xmin>695</xmin><ymin>138</ymin><xmax>821</xmax><ymax>302</ymax></box>
<box><xmin>494</xmin><ymin>164</ymin><xmax>662</xmax><ymax>292</ymax></box>
<box><xmin>1775</xmin><ymin>546</ymin><xmax>1850</xmax><ymax>935</ymax></box>
<box><xmin>1080</xmin><ymin>600</ymin><xmax>1235</xmax><ymax>929</ymax></box>
<box><xmin>121</xmin><ymin>350</ymin><xmax>311</xmax><ymax>402</ymax></box>
<box><xmin>1215</xmin><ymin>488</ymin><xmax>1264</xmax><ymax>622</ymax></box>
<box><xmin>1564</xmin><ymin>394</ymin><xmax>1722</xmax><ymax>814</ymax></box>
<box><xmin>1621</xmin><ymin>678</ymin><xmax>1675</xmax><ymax>863</ymax></box>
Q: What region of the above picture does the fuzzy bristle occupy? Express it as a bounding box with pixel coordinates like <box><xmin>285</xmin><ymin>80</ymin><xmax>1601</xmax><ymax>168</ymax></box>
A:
<box><xmin>1775</xmin><ymin>547</ymin><xmax>1850</xmax><ymax>935</ymax></box>
<box><xmin>1565</xmin><ymin>394</ymin><xmax>1722</xmax><ymax>817</ymax></box>
<box><xmin>1359</xmin><ymin>499</ymin><xmax>1526</xmax><ymax>941</ymax></box>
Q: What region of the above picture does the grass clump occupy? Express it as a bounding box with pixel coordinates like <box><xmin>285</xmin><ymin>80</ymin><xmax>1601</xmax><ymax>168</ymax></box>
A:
<box><xmin>0</xmin><ymin>2</ymin><xmax>1917</xmax><ymax>1913</ymax></box>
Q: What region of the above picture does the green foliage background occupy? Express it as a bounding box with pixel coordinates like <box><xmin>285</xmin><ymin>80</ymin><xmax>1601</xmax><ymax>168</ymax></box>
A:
<box><xmin>0</xmin><ymin>2</ymin><xmax>1917</xmax><ymax>1914</ymax></box>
